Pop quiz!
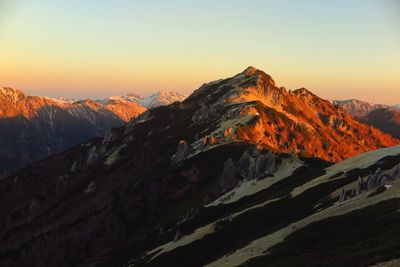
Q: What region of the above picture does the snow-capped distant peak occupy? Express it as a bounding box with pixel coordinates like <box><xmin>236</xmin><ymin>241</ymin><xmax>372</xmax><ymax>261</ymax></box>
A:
<box><xmin>332</xmin><ymin>99</ymin><xmax>391</xmax><ymax>117</ymax></box>
<box><xmin>94</xmin><ymin>90</ymin><xmax>186</xmax><ymax>108</ymax></box>
<box><xmin>93</xmin><ymin>91</ymin><xmax>185</xmax><ymax>108</ymax></box>
<box><xmin>99</xmin><ymin>94</ymin><xmax>142</xmax><ymax>105</ymax></box>
<box><xmin>126</xmin><ymin>93</ymin><xmax>142</xmax><ymax>101</ymax></box>
<box><xmin>138</xmin><ymin>90</ymin><xmax>186</xmax><ymax>109</ymax></box>
<box><xmin>45</xmin><ymin>96</ymin><xmax>78</xmax><ymax>104</ymax></box>
<box><xmin>99</xmin><ymin>96</ymin><xmax>131</xmax><ymax>104</ymax></box>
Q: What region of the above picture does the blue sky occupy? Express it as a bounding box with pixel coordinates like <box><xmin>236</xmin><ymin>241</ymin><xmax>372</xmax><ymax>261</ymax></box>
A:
<box><xmin>0</xmin><ymin>0</ymin><xmax>399</xmax><ymax>103</ymax></box>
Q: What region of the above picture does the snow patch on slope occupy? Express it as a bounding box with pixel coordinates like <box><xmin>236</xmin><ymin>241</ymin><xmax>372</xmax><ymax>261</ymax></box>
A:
<box><xmin>207</xmin><ymin>178</ymin><xmax>400</xmax><ymax>267</ymax></box>
<box><xmin>146</xmin><ymin>224</ymin><xmax>216</xmax><ymax>263</ymax></box>
<box><xmin>146</xmin><ymin>197</ymin><xmax>282</xmax><ymax>264</ymax></box>
<box><xmin>292</xmin><ymin>145</ymin><xmax>400</xmax><ymax>197</ymax></box>
<box><xmin>206</xmin><ymin>157</ymin><xmax>303</xmax><ymax>206</ymax></box>
<box><xmin>44</xmin><ymin>97</ymin><xmax>78</xmax><ymax>104</ymax></box>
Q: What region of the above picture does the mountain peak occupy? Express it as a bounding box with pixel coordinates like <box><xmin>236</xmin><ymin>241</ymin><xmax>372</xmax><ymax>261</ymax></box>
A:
<box><xmin>126</xmin><ymin>93</ymin><xmax>141</xmax><ymax>99</ymax></box>
<box><xmin>242</xmin><ymin>66</ymin><xmax>261</xmax><ymax>76</ymax></box>
<box><xmin>292</xmin><ymin>87</ymin><xmax>316</xmax><ymax>97</ymax></box>
<box><xmin>1</xmin><ymin>68</ymin><xmax>399</xmax><ymax>267</ymax></box>
<box><xmin>0</xmin><ymin>87</ymin><xmax>25</xmax><ymax>102</ymax></box>
<box><xmin>139</xmin><ymin>90</ymin><xmax>186</xmax><ymax>108</ymax></box>
<box><xmin>185</xmin><ymin>68</ymin><xmax>397</xmax><ymax>162</ymax></box>
<box><xmin>333</xmin><ymin>99</ymin><xmax>392</xmax><ymax>117</ymax></box>
<box><xmin>239</xmin><ymin>66</ymin><xmax>275</xmax><ymax>86</ymax></box>
<box><xmin>0</xmin><ymin>86</ymin><xmax>22</xmax><ymax>94</ymax></box>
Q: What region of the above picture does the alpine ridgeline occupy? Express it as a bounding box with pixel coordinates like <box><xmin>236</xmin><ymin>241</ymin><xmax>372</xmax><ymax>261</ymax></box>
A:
<box><xmin>332</xmin><ymin>98</ymin><xmax>400</xmax><ymax>139</ymax></box>
<box><xmin>358</xmin><ymin>108</ymin><xmax>400</xmax><ymax>139</ymax></box>
<box><xmin>0</xmin><ymin>87</ymin><xmax>146</xmax><ymax>176</ymax></box>
<box><xmin>0</xmin><ymin>67</ymin><xmax>399</xmax><ymax>267</ymax></box>
<box><xmin>332</xmin><ymin>99</ymin><xmax>391</xmax><ymax>117</ymax></box>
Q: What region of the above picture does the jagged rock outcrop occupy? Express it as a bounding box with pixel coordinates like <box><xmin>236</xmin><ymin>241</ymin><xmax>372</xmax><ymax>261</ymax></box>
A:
<box><xmin>238</xmin><ymin>148</ymin><xmax>277</xmax><ymax>180</ymax></box>
<box><xmin>209</xmin><ymin>158</ymin><xmax>239</xmax><ymax>201</ymax></box>
<box><xmin>171</xmin><ymin>140</ymin><xmax>192</xmax><ymax>163</ymax></box>
<box><xmin>173</xmin><ymin>230</ymin><xmax>183</xmax><ymax>242</ymax></box>
<box><xmin>207</xmin><ymin>147</ymin><xmax>279</xmax><ymax>203</ymax></box>
<box><xmin>339</xmin><ymin>163</ymin><xmax>400</xmax><ymax>202</ymax></box>
<box><xmin>0</xmin><ymin>68</ymin><xmax>399</xmax><ymax>267</ymax></box>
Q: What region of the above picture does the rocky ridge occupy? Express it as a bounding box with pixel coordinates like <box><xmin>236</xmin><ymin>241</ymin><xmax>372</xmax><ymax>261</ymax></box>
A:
<box><xmin>179</xmin><ymin>67</ymin><xmax>397</xmax><ymax>162</ymax></box>
<box><xmin>100</xmin><ymin>90</ymin><xmax>187</xmax><ymax>109</ymax></box>
<box><xmin>332</xmin><ymin>99</ymin><xmax>392</xmax><ymax>117</ymax></box>
<box><xmin>357</xmin><ymin>108</ymin><xmax>400</xmax><ymax>139</ymax></box>
<box><xmin>0</xmin><ymin>87</ymin><xmax>146</xmax><ymax>176</ymax></box>
<box><xmin>0</xmin><ymin>68</ymin><xmax>399</xmax><ymax>266</ymax></box>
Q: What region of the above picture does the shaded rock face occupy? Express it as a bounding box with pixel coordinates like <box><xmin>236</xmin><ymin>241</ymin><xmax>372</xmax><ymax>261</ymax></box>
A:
<box><xmin>357</xmin><ymin>108</ymin><xmax>400</xmax><ymax>139</ymax></box>
<box><xmin>0</xmin><ymin>112</ymin><xmax>118</xmax><ymax>177</ymax></box>
<box><xmin>0</xmin><ymin>67</ymin><xmax>399</xmax><ymax>267</ymax></box>
<box><xmin>339</xmin><ymin>163</ymin><xmax>400</xmax><ymax>202</ymax></box>
<box><xmin>206</xmin><ymin>158</ymin><xmax>240</xmax><ymax>204</ymax></box>
<box><xmin>238</xmin><ymin>148</ymin><xmax>277</xmax><ymax>180</ymax></box>
<box><xmin>0</xmin><ymin>88</ymin><xmax>146</xmax><ymax>176</ymax></box>
<box><xmin>206</xmin><ymin>147</ymin><xmax>278</xmax><ymax>204</ymax></box>
<box><xmin>171</xmin><ymin>140</ymin><xmax>192</xmax><ymax>163</ymax></box>
<box><xmin>334</xmin><ymin>100</ymin><xmax>400</xmax><ymax>140</ymax></box>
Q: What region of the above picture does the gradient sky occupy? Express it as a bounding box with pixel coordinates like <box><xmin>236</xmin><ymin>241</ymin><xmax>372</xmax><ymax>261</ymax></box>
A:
<box><xmin>0</xmin><ymin>0</ymin><xmax>399</xmax><ymax>103</ymax></box>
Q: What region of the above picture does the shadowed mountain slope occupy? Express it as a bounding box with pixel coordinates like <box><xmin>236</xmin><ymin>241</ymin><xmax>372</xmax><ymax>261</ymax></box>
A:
<box><xmin>0</xmin><ymin>68</ymin><xmax>399</xmax><ymax>267</ymax></box>
<box><xmin>358</xmin><ymin>108</ymin><xmax>400</xmax><ymax>139</ymax></box>
<box><xmin>0</xmin><ymin>87</ymin><xmax>146</xmax><ymax>176</ymax></box>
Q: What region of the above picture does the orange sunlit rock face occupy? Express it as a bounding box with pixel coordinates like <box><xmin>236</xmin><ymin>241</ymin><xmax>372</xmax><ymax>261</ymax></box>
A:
<box><xmin>188</xmin><ymin>67</ymin><xmax>398</xmax><ymax>162</ymax></box>
<box><xmin>358</xmin><ymin>108</ymin><xmax>400</xmax><ymax>139</ymax></box>
<box><xmin>231</xmin><ymin>68</ymin><xmax>398</xmax><ymax>161</ymax></box>
<box><xmin>0</xmin><ymin>87</ymin><xmax>147</xmax><ymax>175</ymax></box>
<box><xmin>0</xmin><ymin>87</ymin><xmax>52</xmax><ymax>118</ymax></box>
<box><xmin>0</xmin><ymin>87</ymin><xmax>146</xmax><ymax>122</ymax></box>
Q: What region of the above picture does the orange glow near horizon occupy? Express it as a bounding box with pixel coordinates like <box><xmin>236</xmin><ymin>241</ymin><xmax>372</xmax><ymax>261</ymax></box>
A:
<box><xmin>0</xmin><ymin>0</ymin><xmax>399</xmax><ymax>103</ymax></box>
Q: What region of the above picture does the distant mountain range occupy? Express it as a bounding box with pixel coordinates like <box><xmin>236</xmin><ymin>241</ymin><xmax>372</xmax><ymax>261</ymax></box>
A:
<box><xmin>332</xmin><ymin>98</ymin><xmax>400</xmax><ymax>117</ymax></box>
<box><xmin>358</xmin><ymin>108</ymin><xmax>400</xmax><ymax>139</ymax></box>
<box><xmin>333</xmin><ymin>98</ymin><xmax>400</xmax><ymax>140</ymax></box>
<box><xmin>97</xmin><ymin>90</ymin><xmax>186</xmax><ymax>109</ymax></box>
<box><xmin>0</xmin><ymin>87</ymin><xmax>185</xmax><ymax>176</ymax></box>
<box><xmin>1</xmin><ymin>67</ymin><xmax>399</xmax><ymax>267</ymax></box>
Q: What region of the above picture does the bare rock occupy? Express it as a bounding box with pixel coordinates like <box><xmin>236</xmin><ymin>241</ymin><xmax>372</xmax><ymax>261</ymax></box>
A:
<box><xmin>171</xmin><ymin>140</ymin><xmax>192</xmax><ymax>163</ymax></box>
<box><xmin>173</xmin><ymin>230</ymin><xmax>183</xmax><ymax>242</ymax></box>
